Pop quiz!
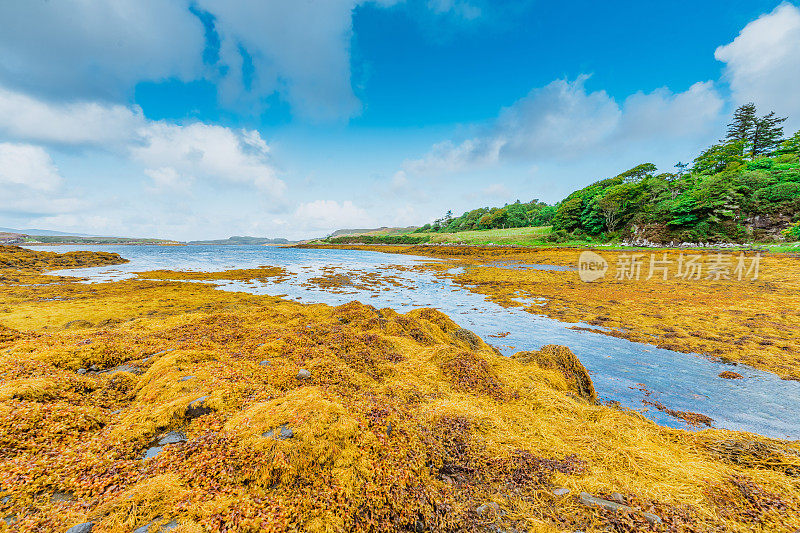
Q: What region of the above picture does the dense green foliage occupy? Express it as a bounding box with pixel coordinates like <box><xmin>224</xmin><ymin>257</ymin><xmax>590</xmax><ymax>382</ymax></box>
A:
<box><xmin>421</xmin><ymin>105</ymin><xmax>800</xmax><ymax>243</ymax></box>
<box><xmin>550</xmin><ymin>125</ymin><xmax>800</xmax><ymax>242</ymax></box>
<box><xmin>327</xmin><ymin>235</ymin><xmax>431</xmax><ymax>245</ymax></box>
<box><xmin>415</xmin><ymin>200</ymin><xmax>555</xmax><ymax>234</ymax></box>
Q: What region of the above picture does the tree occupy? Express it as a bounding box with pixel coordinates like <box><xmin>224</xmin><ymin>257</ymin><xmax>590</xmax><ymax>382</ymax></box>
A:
<box><xmin>692</xmin><ymin>143</ymin><xmax>743</xmax><ymax>174</ymax></box>
<box><xmin>724</xmin><ymin>103</ymin><xmax>757</xmax><ymax>155</ymax></box>
<box><xmin>619</xmin><ymin>163</ymin><xmax>657</xmax><ymax>182</ymax></box>
<box><xmin>675</xmin><ymin>162</ymin><xmax>689</xmax><ymax>178</ymax></box>
<box><xmin>596</xmin><ymin>182</ymin><xmax>644</xmax><ymax>232</ymax></box>
<box><xmin>752</xmin><ymin>111</ymin><xmax>787</xmax><ymax>157</ymax></box>
<box><xmin>552</xmin><ymin>196</ymin><xmax>583</xmax><ymax>232</ymax></box>
<box><xmin>777</xmin><ymin>130</ymin><xmax>800</xmax><ymax>159</ymax></box>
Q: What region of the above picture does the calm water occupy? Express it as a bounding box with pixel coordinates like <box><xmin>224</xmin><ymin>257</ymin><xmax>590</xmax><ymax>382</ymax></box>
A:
<box><xmin>28</xmin><ymin>244</ymin><xmax>800</xmax><ymax>440</ymax></box>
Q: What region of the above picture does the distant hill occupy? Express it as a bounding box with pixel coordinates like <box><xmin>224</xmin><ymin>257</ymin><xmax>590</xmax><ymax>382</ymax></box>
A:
<box><xmin>328</xmin><ymin>226</ymin><xmax>419</xmax><ymax>238</ymax></box>
<box><xmin>188</xmin><ymin>236</ymin><xmax>292</xmax><ymax>245</ymax></box>
<box><xmin>0</xmin><ymin>226</ymin><xmax>95</xmax><ymax>237</ymax></box>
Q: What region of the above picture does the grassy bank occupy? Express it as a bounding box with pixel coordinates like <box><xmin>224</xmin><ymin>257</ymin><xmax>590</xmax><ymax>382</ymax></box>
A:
<box><xmin>319</xmin><ymin>226</ymin><xmax>800</xmax><ymax>250</ymax></box>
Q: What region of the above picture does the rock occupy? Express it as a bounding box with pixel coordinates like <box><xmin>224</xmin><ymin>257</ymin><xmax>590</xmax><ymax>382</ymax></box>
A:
<box><xmin>552</xmin><ymin>488</ymin><xmax>570</xmax><ymax>497</ymax></box>
<box><xmin>258</xmin><ymin>360</ymin><xmax>271</xmax><ymax>366</ymax></box>
<box><xmin>143</xmin><ymin>431</ymin><xmax>187</xmax><ymax>460</ymax></box>
<box><xmin>719</xmin><ymin>371</ymin><xmax>744</xmax><ymax>379</ymax></box>
<box><xmin>89</xmin><ymin>365</ymin><xmax>100</xmax><ymax>371</ymax></box>
<box><xmin>109</xmin><ymin>409</ymin><xmax>122</xmax><ymax>415</ymax></box>
<box><xmin>0</xmin><ymin>495</ymin><xmax>10</xmax><ymax>504</ymax></box>
<box><xmin>512</xmin><ymin>345</ymin><xmax>596</xmax><ymax>402</ymax></box>
<box><xmin>476</xmin><ymin>501</ymin><xmax>500</xmax><ymax>516</ymax></box>
<box><xmin>610</xmin><ymin>492</ymin><xmax>626</xmax><ymax>504</ymax></box>
<box><xmin>104</xmin><ymin>364</ymin><xmax>141</xmax><ymax>376</ymax></box>
<box><xmin>185</xmin><ymin>396</ymin><xmax>211</xmax><ymax>419</ymax></box>
<box><xmin>76</xmin><ymin>368</ymin><xmax>87</xmax><ymax>375</ymax></box>
<box><xmin>65</xmin><ymin>523</ymin><xmax>94</xmax><ymax>533</ymax></box>
<box><xmin>179</xmin><ymin>375</ymin><xmax>195</xmax><ymax>382</ymax></box>
<box><xmin>50</xmin><ymin>491</ymin><xmax>73</xmax><ymax>502</ymax></box>
<box><xmin>263</xmin><ymin>424</ymin><xmax>294</xmax><ymax>440</ymax></box>
<box><xmin>297</xmin><ymin>368</ymin><xmax>311</xmax><ymax>379</ymax></box>
<box><xmin>579</xmin><ymin>492</ymin><xmax>661</xmax><ymax>526</ymax></box>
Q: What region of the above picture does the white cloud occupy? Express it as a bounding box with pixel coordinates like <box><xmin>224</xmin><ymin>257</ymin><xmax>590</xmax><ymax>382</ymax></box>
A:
<box><xmin>0</xmin><ymin>0</ymin><xmax>489</xmax><ymax>123</ymax></box>
<box><xmin>0</xmin><ymin>85</ymin><xmax>286</xmax><ymax>200</ymax></box>
<box><xmin>0</xmin><ymin>86</ymin><xmax>144</xmax><ymax>147</ymax></box>
<box><xmin>132</xmin><ymin>123</ymin><xmax>285</xmax><ymax>197</ymax></box>
<box><xmin>0</xmin><ymin>0</ymin><xmax>205</xmax><ymax>102</ymax></box>
<box><xmin>407</xmin><ymin>76</ymin><xmax>724</xmax><ymax>175</ymax></box>
<box><xmin>618</xmin><ymin>81</ymin><xmax>724</xmax><ymax>140</ymax></box>
<box><xmin>0</xmin><ymin>143</ymin><xmax>88</xmax><ymax>220</ymax></box>
<box><xmin>715</xmin><ymin>2</ymin><xmax>800</xmax><ymax>131</ymax></box>
<box><xmin>294</xmin><ymin>200</ymin><xmax>374</xmax><ymax>231</ymax></box>
<box><xmin>197</xmin><ymin>0</ymin><xmax>367</xmax><ymax>121</ymax></box>
<box><xmin>0</xmin><ymin>143</ymin><xmax>62</xmax><ymax>191</ymax></box>
<box><xmin>144</xmin><ymin>167</ymin><xmax>192</xmax><ymax>192</ymax></box>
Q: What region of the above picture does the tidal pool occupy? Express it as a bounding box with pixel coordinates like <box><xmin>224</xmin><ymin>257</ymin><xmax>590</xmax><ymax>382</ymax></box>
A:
<box><xmin>31</xmin><ymin>244</ymin><xmax>800</xmax><ymax>440</ymax></box>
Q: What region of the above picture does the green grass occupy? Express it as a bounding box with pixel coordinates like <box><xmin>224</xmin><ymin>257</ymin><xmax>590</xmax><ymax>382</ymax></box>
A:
<box><xmin>424</xmin><ymin>226</ymin><xmax>554</xmax><ymax>245</ymax></box>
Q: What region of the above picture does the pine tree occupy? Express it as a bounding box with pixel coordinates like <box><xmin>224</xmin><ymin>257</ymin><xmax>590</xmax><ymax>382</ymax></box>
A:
<box><xmin>724</xmin><ymin>103</ymin><xmax>756</xmax><ymax>155</ymax></box>
<box><xmin>751</xmin><ymin>111</ymin><xmax>787</xmax><ymax>157</ymax></box>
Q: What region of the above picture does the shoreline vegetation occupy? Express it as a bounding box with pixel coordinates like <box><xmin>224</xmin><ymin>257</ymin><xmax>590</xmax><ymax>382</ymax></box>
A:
<box><xmin>1</xmin><ymin>245</ymin><xmax>799</xmax><ymax>531</ymax></box>
<box><xmin>319</xmin><ymin>105</ymin><xmax>800</xmax><ymax>251</ymax></box>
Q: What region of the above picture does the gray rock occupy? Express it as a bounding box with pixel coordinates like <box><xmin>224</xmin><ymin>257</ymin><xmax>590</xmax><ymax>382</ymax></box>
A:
<box><xmin>50</xmin><ymin>491</ymin><xmax>73</xmax><ymax>502</ymax></box>
<box><xmin>76</xmin><ymin>368</ymin><xmax>87</xmax><ymax>375</ymax></box>
<box><xmin>142</xmin><ymin>431</ymin><xmax>186</xmax><ymax>460</ymax></box>
<box><xmin>142</xmin><ymin>446</ymin><xmax>164</xmax><ymax>461</ymax></box>
<box><xmin>109</xmin><ymin>409</ymin><xmax>122</xmax><ymax>415</ymax></box>
<box><xmin>552</xmin><ymin>488</ymin><xmax>570</xmax><ymax>497</ymax></box>
<box><xmin>297</xmin><ymin>368</ymin><xmax>311</xmax><ymax>379</ymax></box>
<box><xmin>258</xmin><ymin>360</ymin><xmax>271</xmax><ymax>366</ymax></box>
<box><xmin>476</xmin><ymin>501</ymin><xmax>500</xmax><ymax>516</ymax></box>
<box><xmin>105</xmin><ymin>364</ymin><xmax>141</xmax><ymax>376</ymax></box>
<box><xmin>65</xmin><ymin>523</ymin><xmax>94</xmax><ymax>533</ymax></box>
<box><xmin>158</xmin><ymin>431</ymin><xmax>187</xmax><ymax>445</ymax></box>
<box><xmin>263</xmin><ymin>424</ymin><xmax>294</xmax><ymax>440</ymax></box>
<box><xmin>579</xmin><ymin>492</ymin><xmax>661</xmax><ymax>526</ymax></box>
<box><xmin>185</xmin><ymin>396</ymin><xmax>211</xmax><ymax>419</ymax></box>
<box><xmin>90</xmin><ymin>365</ymin><xmax>100</xmax><ymax>371</ymax></box>
<box><xmin>179</xmin><ymin>375</ymin><xmax>195</xmax><ymax>382</ymax></box>
<box><xmin>610</xmin><ymin>492</ymin><xmax>626</xmax><ymax>504</ymax></box>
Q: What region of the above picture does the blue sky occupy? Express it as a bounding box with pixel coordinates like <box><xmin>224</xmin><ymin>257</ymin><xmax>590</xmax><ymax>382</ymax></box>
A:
<box><xmin>1</xmin><ymin>1</ymin><xmax>799</xmax><ymax>240</ymax></box>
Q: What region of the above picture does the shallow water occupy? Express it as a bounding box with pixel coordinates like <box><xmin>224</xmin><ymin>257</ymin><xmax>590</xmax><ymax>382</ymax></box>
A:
<box><xmin>29</xmin><ymin>244</ymin><xmax>800</xmax><ymax>440</ymax></box>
